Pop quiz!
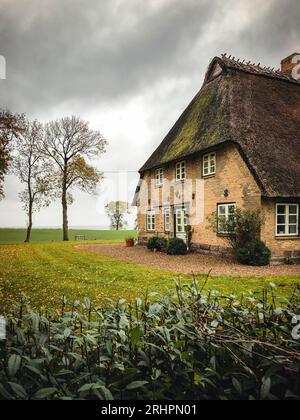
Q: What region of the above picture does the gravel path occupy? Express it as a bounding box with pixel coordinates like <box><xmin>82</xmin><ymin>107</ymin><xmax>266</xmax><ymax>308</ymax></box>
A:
<box><xmin>78</xmin><ymin>244</ymin><xmax>300</xmax><ymax>277</ymax></box>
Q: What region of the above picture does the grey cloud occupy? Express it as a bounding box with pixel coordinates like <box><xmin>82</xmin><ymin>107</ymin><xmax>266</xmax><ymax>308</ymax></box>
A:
<box><xmin>0</xmin><ymin>0</ymin><xmax>220</xmax><ymax>113</ymax></box>
<box><xmin>1</xmin><ymin>0</ymin><xmax>299</xmax><ymax>116</ymax></box>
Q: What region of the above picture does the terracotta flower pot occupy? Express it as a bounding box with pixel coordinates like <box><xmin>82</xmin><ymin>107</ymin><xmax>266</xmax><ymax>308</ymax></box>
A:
<box><xmin>125</xmin><ymin>239</ymin><xmax>134</xmax><ymax>247</ymax></box>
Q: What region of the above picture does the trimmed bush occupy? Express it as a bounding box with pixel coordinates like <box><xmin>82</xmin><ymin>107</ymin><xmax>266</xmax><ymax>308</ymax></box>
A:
<box><xmin>236</xmin><ymin>239</ymin><xmax>271</xmax><ymax>266</ymax></box>
<box><xmin>167</xmin><ymin>237</ymin><xmax>187</xmax><ymax>255</ymax></box>
<box><xmin>147</xmin><ymin>236</ymin><xmax>168</xmax><ymax>252</ymax></box>
<box><xmin>157</xmin><ymin>237</ymin><xmax>168</xmax><ymax>253</ymax></box>
<box><xmin>147</xmin><ymin>236</ymin><xmax>160</xmax><ymax>251</ymax></box>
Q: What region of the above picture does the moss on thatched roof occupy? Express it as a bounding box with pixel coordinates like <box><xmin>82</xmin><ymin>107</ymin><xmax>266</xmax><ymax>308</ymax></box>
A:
<box><xmin>140</xmin><ymin>55</ymin><xmax>300</xmax><ymax>198</ymax></box>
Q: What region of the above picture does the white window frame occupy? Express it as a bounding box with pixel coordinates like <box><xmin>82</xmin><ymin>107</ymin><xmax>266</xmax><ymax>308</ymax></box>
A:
<box><xmin>176</xmin><ymin>161</ymin><xmax>186</xmax><ymax>182</ymax></box>
<box><xmin>203</xmin><ymin>152</ymin><xmax>216</xmax><ymax>177</ymax></box>
<box><xmin>146</xmin><ymin>211</ymin><xmax>156</xmax><ymax>232</ymax></box>
<box><xmin>217</xmin><ymin>203</ymin><xmax>236</xmax><ymax>234</ymax></box>
<box><xmin>276</xmin><ymin>204</ymin><xmax>299</xmax><ymax>237</ymax></box>
<box><xmin>164</xmin><ymin>208</ymin><xmax>171</xmax><ymax>232</ymax></box>
<box><xmin>154</xmin><ymin>168</ymin><xmax>164</xmax><ymax>187</ymax></box>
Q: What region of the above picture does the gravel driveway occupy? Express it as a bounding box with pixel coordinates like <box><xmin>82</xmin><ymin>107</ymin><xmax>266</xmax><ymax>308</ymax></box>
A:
<box><xmin>78</xmin><ymin>244</ymin><xmax>300</xmax><ymax>277</ymax></box>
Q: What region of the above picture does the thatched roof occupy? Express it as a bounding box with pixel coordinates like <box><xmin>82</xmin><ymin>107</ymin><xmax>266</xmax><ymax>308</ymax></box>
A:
<box><xmin>139</xmin><ymin>55</ymin><xmax>300</xmax><ymax>198</ymax></box>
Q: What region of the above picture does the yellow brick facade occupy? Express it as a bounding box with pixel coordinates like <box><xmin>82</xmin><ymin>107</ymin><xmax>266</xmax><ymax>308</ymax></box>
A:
<box><xmin>137</xmin><ymin>143</ymin><xmax>300</xmax><ymax>259</ymax></box>
<box><xmin>261</xmin><ymin>198</ymin><xmax>300</xmax><ymax>259</ymax></box>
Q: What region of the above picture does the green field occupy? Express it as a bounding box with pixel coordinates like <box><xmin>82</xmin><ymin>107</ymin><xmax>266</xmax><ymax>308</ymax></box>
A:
<box><xmin>0</xmin><ymin>239</ymin><xmax>299</xmax><ymax>314</ymax></box>
<box><xmin>0</xmin><ymin>228</ymin><xmax>137</xmax><ymax>244</ymax></box>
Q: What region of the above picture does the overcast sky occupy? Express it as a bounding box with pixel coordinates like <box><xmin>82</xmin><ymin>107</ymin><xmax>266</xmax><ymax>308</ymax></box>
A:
<box><xmin>0</xmin><ymin>0</ymin><xmax>299</xmax><ymax>228</ymax></box>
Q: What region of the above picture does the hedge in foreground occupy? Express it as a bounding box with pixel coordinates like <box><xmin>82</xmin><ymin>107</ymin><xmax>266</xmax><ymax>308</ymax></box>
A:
<box><xmin>0</xmin><ymin>282</ymin><xmax>300</xmax><ymax>400</ymax></box>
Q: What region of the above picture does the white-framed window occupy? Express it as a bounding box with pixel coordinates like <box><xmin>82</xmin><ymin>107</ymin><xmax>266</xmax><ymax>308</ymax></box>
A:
<box><xmin>175</xmin><ymin>208</ymin><xmax>188</xmax><ymax>234</ymax></box>
<box><xmin>164</xmin><ymin>208</ymin><xmax>171</xmax><ymax>232</ymax></box>
<box><xmin>146</xmin><ymin>211</ymin><xmax>156</xmax><ymax>231</ymax></box>
<box><xmin>154</xmin><ymin>168</ymin><xmax>164</xmax><ymax>187</ymax></box>
<box><xmin>217</xmin><ymin>203</ymin><xmax>236</xmax><ymax>234</ymax></box>
<box><xmin>203</xmin><ymin>152</ymin><xmax>216</xmax><ymax>177</ymax></box>
<box><xmin>176</xmin><ymin>161</ymin><xmax>186</xmax><ymax>181</ymax></box>
<box><xmin>276</xmin><ymin>204</ymin><xmax>299</xmax><ymax>237</ymax></box>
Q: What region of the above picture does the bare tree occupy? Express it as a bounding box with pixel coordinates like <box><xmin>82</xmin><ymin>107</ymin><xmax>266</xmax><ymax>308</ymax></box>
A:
<box><xmin>42</xmin><ymin>116</ymin><xmax>107</xmax><ymax>241</ymax></box>
<box><xmin>105</xmin><ymin>201</ymin><xmax>131</xmax><ymax>230</ymax></box>
<box><xmin>12</xmin><ymin>120</ymin><xmax>54</xmax><ymax>242</ymax></box>
<box><xmin>0</xmin><ymin>110</ymin><xmax>24</xmax><ymax>199</ymax></box>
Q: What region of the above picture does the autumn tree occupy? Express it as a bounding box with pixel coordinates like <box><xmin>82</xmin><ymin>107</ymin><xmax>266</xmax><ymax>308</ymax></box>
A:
<box><xmin>42</xmin><ymin>116</ymin><xmax>107</xmax><ymax>241</ymax></box>
<box><xmin>105</xmin><ymin>201</ymin><xmax>131</xmax><ymax>230</ymax></box>
<box><xmin>12</xmin><ymin>120</ymin><xmax>54</xmax><ymax>243</ymax></box>
<box><xmin>0</xmin><ymin>110</ymin><xmax>24</xmax><ymax>199</ymax></box>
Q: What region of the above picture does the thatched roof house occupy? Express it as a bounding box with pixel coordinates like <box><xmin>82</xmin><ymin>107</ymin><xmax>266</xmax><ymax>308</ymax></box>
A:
<box><xmin>136</xmin><ymin>53</ymin><xmax>300</xmax><ymax>261</ymax></box>
<box><xmin>140</xmin><ymin>54</ymin><xmax>300</xmax><ymax>198</ymax></box>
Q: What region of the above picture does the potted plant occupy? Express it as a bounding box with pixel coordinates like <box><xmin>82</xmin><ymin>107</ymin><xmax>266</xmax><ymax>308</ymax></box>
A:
<box><xmin>125</xmin><ymin>236</ymin><xmax>135</xmax><ymax>247</ymax></box>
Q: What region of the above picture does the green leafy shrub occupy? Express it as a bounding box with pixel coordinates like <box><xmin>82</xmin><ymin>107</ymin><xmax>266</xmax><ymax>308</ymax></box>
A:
<box><xmin>156</xmin><ymin>237</ymin><xmax>168</xmax><ymax>253</ymax></box>
<box><xmin>167</xmin><ymin>238</ymin><xmax>187</xmax><ymax>255</ymax></box>
<box><xmin>147</xmin><ymin>236</ymin><xmax>168</xmax><ymax>252</ymax></box>
<box><xmin>125</xmin><ymin>236</ymin><xmax>135</xmax><ymax>242</ymax></box>
<box><xmin>209</xmin><ymin>208</ymin><xmax>265</xmax><ymax>250</ymax></box>
<box><xmin>236</xmin><ymin>240</ymin><xmax>271</xmax><ymax>266</ymax></box>
<box><xmin>147</xmin><ymin>236</ymin><xmax>160</xmax><ymax>251</ymax></box>
<box><xmin>0</xmin><ymin>284</ymin><xmax>300</xmax><ymax>400</ymax></box>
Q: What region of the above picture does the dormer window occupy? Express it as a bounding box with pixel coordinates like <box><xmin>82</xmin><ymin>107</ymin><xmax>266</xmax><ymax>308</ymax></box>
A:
<box><xmin>154</xmin><ymin>168</ymin><xmax>163</xmax><ymax>187</ymax></box>
<box><xmin>176</xmin><ymin>161</ymin><xmax>186</xmax><ymax>182</ymax></box>
<box><xmin>203</xmin><ymin>152</ymin><xmax>216</xmax><ymax>177</ymax></box>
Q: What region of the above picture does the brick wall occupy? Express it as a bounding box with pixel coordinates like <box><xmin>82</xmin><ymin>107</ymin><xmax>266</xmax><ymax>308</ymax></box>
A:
<box><xmin>261</xmin><ymin>198</ymin><xmax>300</xmax><ymax>259</ymax></box>
<box><xmin>137</xmin><ymin>142</ymin><xmax>300</xmax><ymax>258</ymax></box>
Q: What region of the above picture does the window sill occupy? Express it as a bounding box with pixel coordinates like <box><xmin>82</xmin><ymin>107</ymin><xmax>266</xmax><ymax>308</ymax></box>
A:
<box><xmin>275</xmin><ymin>236</ymin><xmax>300</xmax><ymax>240</ymax></box>
<box><xmin>175</xmin><ymin>179</ymin><xmax>185</xmax><ymax>184</ymax></box>
<box><xmin>203</xmin><ymin>174</ymin><xmax>216</xmax><ymax>179</ymax></box>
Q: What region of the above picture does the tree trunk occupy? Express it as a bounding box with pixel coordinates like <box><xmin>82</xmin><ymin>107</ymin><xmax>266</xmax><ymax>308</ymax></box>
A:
<box><xmin>62</xmin><ymin>167</ymin><xmax>69</xmax><ymax>241</ymax></box>
<box><xmin>25</xmin><ymin>174</ymin><xmax>33</xmax><ymax>243</ymax></box>
<box><xmin>25</xmin><ymin>201</ymin><xmax>33</xmax><ymax>243</ymax></box>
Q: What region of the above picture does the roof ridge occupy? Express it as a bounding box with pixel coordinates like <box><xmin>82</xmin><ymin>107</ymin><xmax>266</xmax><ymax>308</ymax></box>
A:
<box><xmin>220</xmin><ymin>53</ymin><xmax>300</xmax><ymax>84</ymax></box>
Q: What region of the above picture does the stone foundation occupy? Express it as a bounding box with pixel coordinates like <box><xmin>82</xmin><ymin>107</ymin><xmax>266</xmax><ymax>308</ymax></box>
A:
<box><xmin>190</xmin><ymin>242</ymin><xmax>233</xmax><ymax>257</ymax></box>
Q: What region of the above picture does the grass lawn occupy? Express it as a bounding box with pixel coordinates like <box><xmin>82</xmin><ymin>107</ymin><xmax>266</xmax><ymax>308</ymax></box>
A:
<box><xmin>0</xmin><ymin>240</ymin><xmax>299</xmax><ymax>314</ymax></box>
<box><xmin>0</xmin><ymin>228</ymin><xmax>137</xmax><ymax>244</ymax></box>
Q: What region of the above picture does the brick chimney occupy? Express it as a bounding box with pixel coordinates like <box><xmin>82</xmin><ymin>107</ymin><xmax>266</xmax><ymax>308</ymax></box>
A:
<box><xmin>281</xmin><ymin>52</ymin><xmax>300</xmax><ymax>78</ymax></box>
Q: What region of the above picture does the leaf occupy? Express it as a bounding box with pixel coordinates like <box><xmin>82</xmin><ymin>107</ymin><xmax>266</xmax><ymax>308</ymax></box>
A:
<box><xmin>78</xmin><ymin>383</ymin><xmax>112</xmax><ymax>400</ymax></box>
<box><xmin>83</xmin><ymin>297</ymin><xmax>91</xmax><ymax>310</ymax></box>
<box><xmin>232</xmin><ymin>378</ymin><xmax>242</xmax><ymax>394</ymax></box>
<box><xmin>8</xmin><ymin>354</ymin><xmax>21</xmax><ymax>377</ymax></box>
<box><xmin>78</xmin><ymin>383</ymin><xmax>94</xmax><ymax>392</ymax></box>
<box><xmin>98</xmin><ymin>386</ymin><xmax>113</xmax><ymax>400</ymax></box>
<box><xmin>34</xmin><ymin>387</ymin><xmax>57</xmax><ymax>400</ymax></box>
<box><xmin>125</xmin><ymin>381</ymin><xmax>149</xmax><ymax>391</ymax></box>
<box><xmin>131</xmin><ymin>326</ymin><xmax>143</xmax><ymax>347</ymax></box>
<box><xmin>194</xmin><ymin>372</ymin><xmax>201</xmax><ymax>385</ymax></box>
<box><xmin>24</xmin><ymin>365</ymin><xmax>47</xmax><ymax>381</ymax></box>
<box><xmin>0</xmin><ymin>383</ymin><xmax>13</xmax><ymax>399</ymax></box>
<box><xmin>211</xmin><ymin>320</ymin><xmax>219</xmax><ymax>328</ymax></box>
<box><xmin>260</xmin><ymin>378</ymin><xmax>271</xmax><ymax>400</ymax></box>
<box><xmin>106</xmin><ymin>340</ymin><xmax>113</xmax><ymax>356</ymax></box>
<box><xmin>64</xmin><ymin>328</ymin><xmax>72</xmax><ymax>338</ymax></box>
<box><xmin>135</xmin><ymin>298</ymin><xmax>142</xmax><ymax>307</ymax></box>
<box><xmin>8</xmin><ymin>382</ymin><xmax>27</xmax><ymax>399</ymax></box>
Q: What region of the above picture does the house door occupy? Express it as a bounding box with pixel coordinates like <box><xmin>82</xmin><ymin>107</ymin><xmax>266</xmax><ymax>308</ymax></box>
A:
<box><xmin>175</xmin><ymin>208</ymin><xmax>187</xmax><ymax>243</ymax></box>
